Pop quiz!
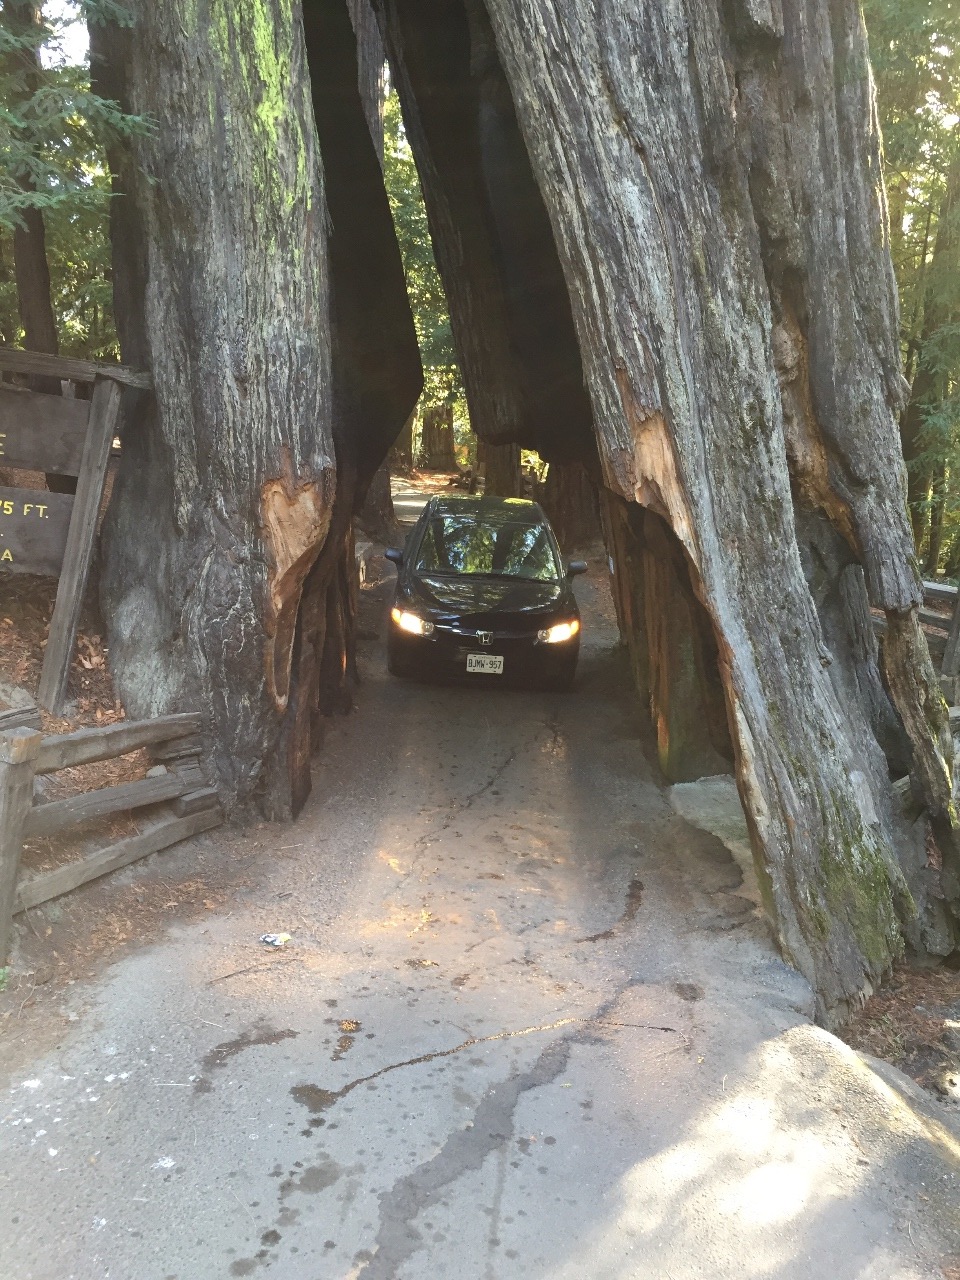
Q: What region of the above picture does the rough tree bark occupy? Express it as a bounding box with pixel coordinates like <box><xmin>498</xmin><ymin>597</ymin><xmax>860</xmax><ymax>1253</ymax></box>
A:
<box><xmin>378</xmin><ymin>0</ymin><xmax>958</xmax><ymax>1016</ymax></box>
<box><xmin>91</xmin><ymin>4</ymin><xmax>335</xmax><ymax>811</ymax></box>
<box><xmin>481</xmin><ymin>440</ymin><xmax>521</xmax><ymax>497</ymax></box>
<box><xmin>419</xmin><ymin>404</ymin><xmax>456</xmax><ymax>469</ymax></box>
<box><xmin>93</xmin><ymin>0</ymin><xmax>420</xmax><ymax>815</ymax></box>
<box><xmin>477</xmin><ymin>0</ymin><xmax>957</xmax><ymax>1015</ymax></box>
<box><xmin>350</xmin><ymin>0</ymin><xmax>402</xmax><ymax>542</ymax></box>
<box><xmin>373</xmin><ymin>0</ymin><xmax>596</xmax><ymax>465</ymax></box>
<box><xmin>539</xmin><ymin>460</ymin><xmax>601</xmax><ymax>551</ymax></box>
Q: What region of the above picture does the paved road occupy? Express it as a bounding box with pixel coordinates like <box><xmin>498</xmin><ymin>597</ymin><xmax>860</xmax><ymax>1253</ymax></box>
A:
<box><xmin>1</xmin><ymin>556</ymin><xmax>959</xmax><ymax>1278</ymax></box>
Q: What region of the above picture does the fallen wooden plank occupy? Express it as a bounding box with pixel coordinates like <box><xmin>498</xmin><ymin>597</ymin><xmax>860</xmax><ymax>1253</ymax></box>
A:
<box><xmin>0</xmin><ymin>346</ymin><xmax>152</xmax><ymax>391</ymax></box>
<box><xmin>35</xmin><ymin>713</ymin><xmax>202</xmax><ymax>773</ymax></box>
<box><xmin>24</xmin><ymin>773</ymin><xmax>187</xmax><ymax>839</ymax></box>
<box><xmin>14</xmin><ymin>806</ymin><xmax>223</xmax><ymax>913</ymax></box>
<box><xmin>0</xmin><ymin>386</ymin><xmax>89</xmax><ymax>475</ymax></box>
<box><xmin>38</xmin><ymin>377</ymin><xmax>122</xmax><ymax>712</ymax></box>
<box><xmin>172</xmin><ymin>787</ymin><xmax>221</xmax><ymax>818</ymax></box>
<box><xmin>0</xmin><ymin>707</ymin><xmax>41</xmax><ymax>732</ymax></box>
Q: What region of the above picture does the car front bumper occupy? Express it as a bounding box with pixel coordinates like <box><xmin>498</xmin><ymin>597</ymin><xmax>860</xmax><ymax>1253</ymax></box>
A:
<box><xmin>388</xmin><ymin>623</ymin><xmax>579</xmax><ymax>685</ymax></box>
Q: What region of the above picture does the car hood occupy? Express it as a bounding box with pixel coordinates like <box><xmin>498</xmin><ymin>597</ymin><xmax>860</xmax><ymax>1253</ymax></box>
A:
<box><xmin>411</xmin><ymin>574</ymin><xmax>566</xmax><ymax>619</ymax></box>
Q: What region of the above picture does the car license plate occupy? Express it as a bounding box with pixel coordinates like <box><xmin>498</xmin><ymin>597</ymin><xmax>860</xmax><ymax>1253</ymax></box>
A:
<box><xmin>466</xmin><ymin>653</ymin><xmax>504</xmax><ymax>675</ymax></box>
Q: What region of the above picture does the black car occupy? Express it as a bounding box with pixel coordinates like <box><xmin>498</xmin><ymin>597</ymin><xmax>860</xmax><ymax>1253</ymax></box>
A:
<box><xmin>385</xmin><ymin>494</ymin><xmax>587</xmax><ymax>690</ymax></box>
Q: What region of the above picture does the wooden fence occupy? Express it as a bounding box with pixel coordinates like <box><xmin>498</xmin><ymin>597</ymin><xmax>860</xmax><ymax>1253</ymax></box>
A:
<box><xmin>0</xmin><ymin>713</ymin><xmax>221</xmax><ymax>963</ymax></box>
<box><xmin>918</xmin><ymin>580</ymin><xmax>960</xmax><ymax>696</ymax></box>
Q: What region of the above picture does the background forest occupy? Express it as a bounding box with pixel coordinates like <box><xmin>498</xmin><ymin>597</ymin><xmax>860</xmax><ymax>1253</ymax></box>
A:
<box><xmin>1</xmin><ymin>0</ymin><xmax>958</xmax><ymax>567</ymax></box>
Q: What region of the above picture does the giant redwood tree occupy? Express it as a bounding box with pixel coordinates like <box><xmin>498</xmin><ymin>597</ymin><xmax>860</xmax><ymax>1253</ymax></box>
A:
<box><xmin>376</xmin><ymin>0</ymin><xmax>959</xmax><ymax>1018</ymax></box>
<box><xmin>90</xmin><ymin>0</ymin><xmax>420</xmax><ymax>818</ymax></box>
<box><xmin>90</xmin><ymin>0</ymin><xmax>957</xmax><ymax>1018</ymax></box>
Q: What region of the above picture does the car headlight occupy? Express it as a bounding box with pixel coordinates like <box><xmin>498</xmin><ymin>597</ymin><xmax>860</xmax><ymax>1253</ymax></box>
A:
<box><xmin>538</xmin><ymin>619</ymin><xmax>580</xmax><ymax>644</ymax></box>
<box><xmin>391</xmin><ymin>607</ymin><xmax>435</xmax><ymax>637</ymax></box>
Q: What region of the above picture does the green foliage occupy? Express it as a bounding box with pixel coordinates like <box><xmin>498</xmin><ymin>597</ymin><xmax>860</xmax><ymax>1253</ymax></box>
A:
<box><xmin>0</xmin><ymin>1</ymin><xmax>148</xmax><ymax>233</ymax></box>
<box><xmin>864</xmin><ymin>0</ymin><xmax>960</xmax><ymax>572</ymax></box>
<box><xmin>383</xmin><ymin>88</ymin><xmax>468</xmax><ymax>437</ymax></box>
<box><xmin>0</xmin><ymin>1</ymin><xmax>133</xmax><ymax>358</ymax></box>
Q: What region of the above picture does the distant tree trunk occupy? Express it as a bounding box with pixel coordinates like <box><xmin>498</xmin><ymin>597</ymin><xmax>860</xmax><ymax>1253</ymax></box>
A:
<box><xmin>481</xmin><ymin>440</ymin><xmax>521</xmax><ymax>496</ymax></box>
<box><xmin>0</xmin><ymin>231</ymin><xmax>19</xmax><ymax>346</ymax></box>
<box><xmin>539</xmin><ymin>460</ymin><xmax>601</xmax><ymax>551</ymax></box>
<box><xmin>357</xmin><ymin>463</ymin><xmax>399</xmax><ymax>541</ymax></box>
<box><xmin>390</xmin><ymin>409</ymin><xmax>415</xmax><ymax>468</ymax></box>
<box><xmin>419</xmin><ymin>404</ymin><xmax>456</xmax><ymax>468</ymax></box>
<box><xmin>900</xmin><ymin>141</ymin><xmax>960</xmax><ymax>552</ymax></box>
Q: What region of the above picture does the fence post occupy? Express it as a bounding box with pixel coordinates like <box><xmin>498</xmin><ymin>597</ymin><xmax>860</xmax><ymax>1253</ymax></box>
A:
<box><xmin>0</xmin><ymin>728</ymin><xmax>43</xmax><ymax>965</ymax></box>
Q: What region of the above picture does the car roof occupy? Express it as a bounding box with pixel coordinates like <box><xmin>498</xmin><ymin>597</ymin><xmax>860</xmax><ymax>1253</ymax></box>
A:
<box><xmin>426</xmin><ymin>494</ymin><xmax>547</xmax><ymax>520</ymax></box>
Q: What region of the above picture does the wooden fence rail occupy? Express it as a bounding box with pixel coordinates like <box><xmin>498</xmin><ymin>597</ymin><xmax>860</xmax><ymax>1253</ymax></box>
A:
<box><xmin>0</xmin><ymin>714</ymin><xmax>221</xmax><ymax>964</ymax></box>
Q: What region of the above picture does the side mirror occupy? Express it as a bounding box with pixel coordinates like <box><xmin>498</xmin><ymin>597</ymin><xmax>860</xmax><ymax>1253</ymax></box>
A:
<box><xmin>567</xmin><ymin>559</ymin><xmax>588</xmax><ymax>577</ymax></box>
<box><xmin>384</xmin><ymin>547</ymin><xmax>403</xmax><ymax>567</ymax></box>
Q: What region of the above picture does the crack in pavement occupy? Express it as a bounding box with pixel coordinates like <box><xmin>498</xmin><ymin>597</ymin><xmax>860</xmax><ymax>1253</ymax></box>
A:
<box><xmin>354</xmin><ymin>1037</ymin><xmax>573</xmax><ymax>1280</ymax></box>
<box><xmin>290</xmin><ymin>1015</ymin><xmax>684</xmax><ymax>1120</ymax></box>
<box><xmin>353</xmin><ymin>990</ymin><xmax>670</xmax><ymax>1279</ymax></box>
<box><xmin>578</xmin><ymin>876</ymin><xmax>645</xmax><ymax>944</ymax></box>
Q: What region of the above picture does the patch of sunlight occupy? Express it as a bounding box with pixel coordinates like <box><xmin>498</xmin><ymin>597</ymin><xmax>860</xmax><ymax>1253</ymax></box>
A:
<box><xmin>717</xmin><ymin>1159</ymin><xmax>814</xmax><ymax>1225</ymax></box>
<box><xmin>708</xmin><ymin>1095</ymin><xmax>775</xmax><ymax>1154</ymax></box>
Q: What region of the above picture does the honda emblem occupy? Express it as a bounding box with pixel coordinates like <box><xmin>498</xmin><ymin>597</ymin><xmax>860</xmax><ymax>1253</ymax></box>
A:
<box><xmin>477</xmin><ymin>630</ymin><xmax>493</xmax><ymax>646</ymax></box>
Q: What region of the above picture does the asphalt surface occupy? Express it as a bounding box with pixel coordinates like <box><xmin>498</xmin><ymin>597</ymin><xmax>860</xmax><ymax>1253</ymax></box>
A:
<box><xmin>1</xmin><ymin>494</ymin><xmax>959</xmax><ymax>1278</ymax></box>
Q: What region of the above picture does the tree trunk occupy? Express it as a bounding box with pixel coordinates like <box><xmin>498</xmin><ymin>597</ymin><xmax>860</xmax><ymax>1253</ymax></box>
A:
<box><xmin>90</xmin><ymin>5</ymin><xmax>335</xmax><ymax>812</ymax></box>
<box><xmin>373</xmin><ymin>0</ymin><xmax>596</xmax><ymax>465</ymax></box>
<box><xmin>924</xmin><ymin>461</ymin><xmax>947</xmax><ymax>577</ymax></box>
<box><xmin>900</xmin><ymin>140</ymin><xmax>960</xmax><ymax>553</ymax></box>
<box><xmin>349</xmin><ymin>0</ymin><xmax>398</xmax><ymax>544</ymax></box>
<box><xmin>390</xmin><ymin>409</ymin><xmax>415</xmax><ymax>468</ymax></box>
<box><xmin>92</xmin><ymin>0</ymin><xmax>420</xmax><ymax>816</ymax></box>
<box><xmin>419</xmin><ymin>404</ymin><xmax>456</xmax><ymax>469</ymax></box>
<box><xmin>481</xmin><ymin>440</ymin><xmax>521</xmax><ymax>497</ymax></box>
<box><xmin>476</xmin><ymin>0</ymin><xmax>957</xmax><ymax>1016</ymax></box>
<box><xmin>539</xmin><ymin>460</ymin><xmax>601</xmax><ymax>552</ymax></box>
<box><xmin>357</xmin><ymin>462</ymin><xmax>399</xmax><ymax>542</ymax></box>
<box><xmin>348</xmin><ymin>0</ymin><xmax>385</xmax><ymax>160</ymax></box>
<box><xmin>373</xmin><ymin>0</ymin><xmax>960</xmax><ymax>1016</ymax></box>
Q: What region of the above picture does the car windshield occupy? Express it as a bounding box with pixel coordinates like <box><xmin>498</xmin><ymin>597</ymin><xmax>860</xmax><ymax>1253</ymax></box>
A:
<box><xmin>415</xmin><ymin>509</ymin><xmax>561</xmax><ymax>582</ymax></box>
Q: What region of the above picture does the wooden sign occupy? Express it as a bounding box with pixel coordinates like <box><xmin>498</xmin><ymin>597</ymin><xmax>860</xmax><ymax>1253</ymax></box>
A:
<box><xmin>0</xmin><ymin>387</ymin><xmax>88</xmax><ymax>476</ymax></box>
<box><xmin>0</xmin><ymin>487</ymin><xmax>73</xmax><ymax>576</ymax></box>
<box><xmin>0</xmin><ymin>348</ymin><xmax>151</xmax><ymax>713</ymax></box>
